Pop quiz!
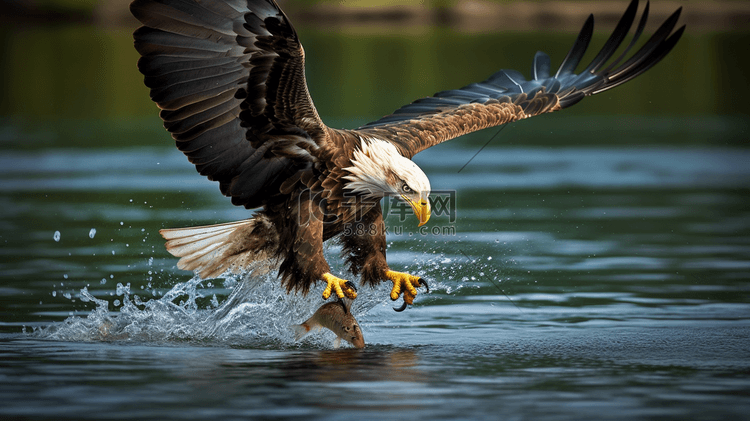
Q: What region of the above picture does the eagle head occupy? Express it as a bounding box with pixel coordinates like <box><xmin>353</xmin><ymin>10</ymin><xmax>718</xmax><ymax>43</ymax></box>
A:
<box><xmin>344</xmin><ymin>138</ymin><xmax>431</xmax><ymax>226</ymax></box>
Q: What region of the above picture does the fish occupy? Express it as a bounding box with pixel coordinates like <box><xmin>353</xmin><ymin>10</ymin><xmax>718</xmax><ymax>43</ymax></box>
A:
<box><xmin>292</xmin><ymin>299</ymin><xmax>365</xmax><ymax>349</ymax></box>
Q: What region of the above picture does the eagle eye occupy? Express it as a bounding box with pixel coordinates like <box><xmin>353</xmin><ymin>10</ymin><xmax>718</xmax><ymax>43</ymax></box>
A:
<box><xmin>401</xmin><ymin>183</ymin><xmax>413</xmax><ymax>194</ymax></box>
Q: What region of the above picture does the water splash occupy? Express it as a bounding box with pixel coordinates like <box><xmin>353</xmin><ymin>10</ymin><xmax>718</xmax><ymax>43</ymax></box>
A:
<box><xmin>32</xmin><ymin>251</ymin><xmax>490</xmax><ymax>347</ymax></box>
<box><xmin>33</xmin><ymin>271</ymin><xmax>390</xmax><ymax>348</ymax></box>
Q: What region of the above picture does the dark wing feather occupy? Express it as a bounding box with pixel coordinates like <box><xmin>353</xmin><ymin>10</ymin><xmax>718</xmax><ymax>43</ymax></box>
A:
<box><xmin>357</xmin><ymin>0</ymin><xmax>684</xmax><ymax>158</ymax></box>
<box><xmin>131</xmin><ymin>0</ymin><xmax>327</xmax><ymax>209</ymax></box>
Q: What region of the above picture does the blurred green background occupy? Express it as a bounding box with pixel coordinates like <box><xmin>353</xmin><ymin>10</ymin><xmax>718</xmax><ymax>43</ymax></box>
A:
<box><xmin>0</xmin><ymin>0</ymin><xmax>748</xmax><ymax>150</ymax></box>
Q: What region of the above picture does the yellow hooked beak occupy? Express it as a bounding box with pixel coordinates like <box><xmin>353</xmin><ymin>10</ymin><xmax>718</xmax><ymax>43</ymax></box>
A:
<box><xmin>404</xmin><ymin>195</ymin><xmax>431</xmax><ymax>227</ymax></box>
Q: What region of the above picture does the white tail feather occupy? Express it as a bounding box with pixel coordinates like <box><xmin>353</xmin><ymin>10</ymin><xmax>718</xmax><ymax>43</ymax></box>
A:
<box><xmin>160</xmin><ymin>217</ymin><xmax>278</xmax><ymax>279</ymax></box>
<box><xmin>161</xmin><ymin>225</ymin><xmax>237</xmax><ymax>248</ymax></box>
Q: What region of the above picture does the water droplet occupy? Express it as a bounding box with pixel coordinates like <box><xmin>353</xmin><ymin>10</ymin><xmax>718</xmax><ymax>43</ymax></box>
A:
<box><xmin>100</xmin><ymin>278</ymin><xmax>107</xmax><ymax>285</ymax></box>
<box><xmin>89</xmin><ymin>228</ymin><xmax>96</xmax><ymax>239</ymax></box>
<box><xmin>63</xmin><ymin>274</ymin><xmax>68</xmax><ymax>279</ymax></box>
<box><xmin>116</xmin><ymin>282</ymin><xmax>131</xmax><ymax>296</ymax></box>
<box><xmin>53</xmin><ymin>231</ymin><xmax>61</xmax><ymax>242</ymax></box>
<box><xmin>52</xmin><ymin>291</ymin><xmax>57</xmax><ymax>297</ymax></box>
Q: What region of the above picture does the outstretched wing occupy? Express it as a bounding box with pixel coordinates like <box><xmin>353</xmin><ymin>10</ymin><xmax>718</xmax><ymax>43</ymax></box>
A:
<box><xmin>357</xmin><ymin>0</ymin><xmax>685</xmax><ymax>158</ymax></box>
<box><xmin>131</xmin><ymin>0</ymin><xmax>327</xmax><ymax>209</ymax></box>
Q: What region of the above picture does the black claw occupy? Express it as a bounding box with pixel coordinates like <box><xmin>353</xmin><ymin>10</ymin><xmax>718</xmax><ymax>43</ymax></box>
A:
<box><xmin>392</xmin><ymin>279</ymin><xmax>429</xmax><ymax>312</ymax></box>
<box><xmin>418</xmin><ymin>278</ymin><xmax>429</xmax><ymax>294</ymax></box>
<box><xmin>344</xmin><ymin>280</ymin><xmax>358</xmax><ymax>293</ymax></box>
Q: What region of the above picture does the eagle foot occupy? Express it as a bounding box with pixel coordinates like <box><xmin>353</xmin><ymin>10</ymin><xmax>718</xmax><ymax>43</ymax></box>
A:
<box><xmin>386</xmin><ymin>270</ymin><xmax>429</xmax><ymax>312</ymax></box>
<box><xmin>321</xmin><ymin>273</ymin><xmax>357</xmax><ymax>300</ymax></box>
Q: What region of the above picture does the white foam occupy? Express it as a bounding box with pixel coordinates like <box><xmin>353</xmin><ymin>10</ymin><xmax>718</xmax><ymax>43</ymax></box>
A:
<box><xmin>32</xmin><ymin>252</ymin><xmax>486</xmax><ymax>348</ymax></box>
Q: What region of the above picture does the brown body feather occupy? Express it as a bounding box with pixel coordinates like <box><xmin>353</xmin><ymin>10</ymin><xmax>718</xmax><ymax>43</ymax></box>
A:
<box><xmin>132</xmin><ymin>0</ymin><xmax>684</xmax><ymax>295</ymax></box>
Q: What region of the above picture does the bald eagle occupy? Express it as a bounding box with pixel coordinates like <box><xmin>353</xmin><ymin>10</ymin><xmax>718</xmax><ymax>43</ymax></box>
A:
<box><xmin>131</xmin><ymin>0</ymin><xmax>684</xmax><ymax>311</ymax></box>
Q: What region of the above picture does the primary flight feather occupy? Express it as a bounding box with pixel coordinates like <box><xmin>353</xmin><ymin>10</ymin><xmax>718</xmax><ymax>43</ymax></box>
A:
<box><xmin>131</xmin><ymin>0</ymin><xmax>684</xmax><ymax>311</ymax></box>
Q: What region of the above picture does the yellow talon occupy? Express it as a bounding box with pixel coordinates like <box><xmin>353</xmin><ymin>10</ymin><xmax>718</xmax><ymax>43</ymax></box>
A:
<box><xmin>402</xmin><ymin>290</ymin><xmax>416</xmax><ymax>305</ymax></box>
<box><xmin>386</xmin><ymin>270</ymin><xmax>428</xmax><ymax>311</ymax></box>
<box><xmin>321</xmin><ymin>273</ymin><xmax>357</xmax><ymax>300</ymax></box>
